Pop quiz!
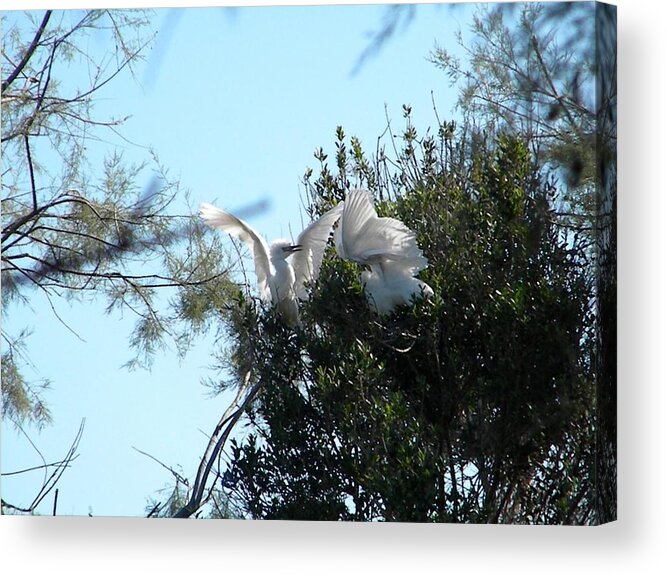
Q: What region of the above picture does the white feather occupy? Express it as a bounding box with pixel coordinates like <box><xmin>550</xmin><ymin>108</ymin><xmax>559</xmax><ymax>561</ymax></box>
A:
<box><xmin>200</xmin><ymin>201</ymin><xmax>342</xmax><ymax>324</ymax></box>
<box><xmin>335</xmin><ymin>189</ymin><xmax>433</xmax><ymax>314</ymax></box>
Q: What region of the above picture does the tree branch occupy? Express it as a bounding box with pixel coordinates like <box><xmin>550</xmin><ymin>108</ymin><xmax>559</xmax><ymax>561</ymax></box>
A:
<box><xmin>173</xmin><ymin>373</ymin><xmax>263</xmax><ymax>518</ymax></box>
<box><xmin>1</xmin><ymin>456</ymin><xmax>80</xmax><ymax>477</ymax></box>
<box><xmin>1</xmin><ymin>11</ymin><xmax>52</xmax><ymax>94</ymax></box>
<box><xmin>29</xmin><ymin>419</ymin><xmax>85</xmax><ymax>512</ymax></box>
<box><xmin>133</xmin><ymin>447</ymin><xmax>189</xmax><ymax>488</ymax></box>
<box><xmin>23</xmin><ymin>135</ymin><xmax>38</xmax><ymax>211</ymax></box>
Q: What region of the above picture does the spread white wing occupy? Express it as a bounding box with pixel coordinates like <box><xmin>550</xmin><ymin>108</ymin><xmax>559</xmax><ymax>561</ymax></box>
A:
<box><xmin>199</xmin><ymin>202</ymin><xmax>273</xmax><ymax>302</ymax></box>
<box><xmin>335</xmin><ymin>189</ymin><xmax>428</xmax><ymax>272</ymax></box>
<box><xmin>291</xmin><ymin>202</ymin><xmax>343</xmax><ymax>300</ymax></box>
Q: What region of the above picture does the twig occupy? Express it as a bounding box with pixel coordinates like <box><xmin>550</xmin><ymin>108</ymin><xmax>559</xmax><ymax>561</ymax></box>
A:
<box><xmin>29</xmin><ymin>419</ymin><xmax>85</xmax><ymax>511</ymax></box>
<box><xmin>52</xmin><ymin>489</ymin><xmax>59</xmax><ymax>516</ymax></box>
<box><xmin>1</xmin><ymin>499</ymin><xmax>33</xmax><ymax>514</ymax></box>
<box><xmin>146</xmin><ymin>502</ymin><xmax>162</xmax><ymax>518</ymax></box>
<box><xmin>24</xmin><ymin>135</ymin><xmax>38</xmax><ymax>211</ymax></box>
<box><xmin>2</xmin><ymin>11</ymin><xmax>52</xmax><ymax>94</ymax></box>
<box><xmin>1</xmin><ymin>455</ymin><xmax>80</xmax><ymax>477</ymax></box>
<box><xmin>132</xmin><ymin>446</ymin><xmax>189</xmax><ymax>488</ymax></box>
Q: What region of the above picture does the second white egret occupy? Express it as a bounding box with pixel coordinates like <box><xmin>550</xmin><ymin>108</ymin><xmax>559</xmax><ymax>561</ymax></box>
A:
<box><xmin>335</xmin><ymin>189</ymin><xmax>433</xmax><ymax>314</ymax></box>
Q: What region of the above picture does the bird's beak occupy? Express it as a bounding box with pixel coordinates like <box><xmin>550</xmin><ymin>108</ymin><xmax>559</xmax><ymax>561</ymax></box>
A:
<box><xmin>283</xmin><ymin>244</ymin><xmax>302</xmax><ymax>254</ymax></box>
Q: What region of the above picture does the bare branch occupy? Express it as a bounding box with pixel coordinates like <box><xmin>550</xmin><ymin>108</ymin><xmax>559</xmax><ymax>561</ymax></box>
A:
<box><xmin>2</xmin><ymin>420</ymin><xmax>85</xmax><ymax>514</ymax></box>
<box><xmin>173</xmin><ymin>372</ymin><xmax>262</xmax><ymax>518</ymax></box>
<box><xmin>1</xmin><ymin>455</ymin><xmax>80</xmax><ymax>477</ymax></box>
<box><xmin>23</xmin><ymin>135</ymin><xmax>38</xmax><ymax>211</ymax></box>
<box><xmin>29</xmin><ymin>419</ymin><xmax>85</xmax><ymax>511</ymax></box>
<box><xmin>2</xmin><ymin>194</ymin><xmax>102</xmax><ymax>246</ymax></box>
<box><xmin>146</xmin><ymin>502</ymin><xmax>162</xmax><ymax>518</ymax></box>
<box><xmin>132</xmin><ymin>447</ymin><xmax>189</xmax><ymax>488</ymax></box>
<box><xmin>1</xmin><ymin>11</ymin><xmax>52</xmax><ymax>94</ymax></box>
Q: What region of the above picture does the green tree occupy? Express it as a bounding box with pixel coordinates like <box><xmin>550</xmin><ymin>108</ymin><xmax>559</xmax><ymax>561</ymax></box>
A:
<box><xmin>204</xmin><ymin>114</ymin><xmax>598</xmax><ymax>524</ymax></box>
<box><xmin>430</xmin><ymin>1</ymin><xmax>616</xmax><ymax>523</ymax></box>
<box><xmin>357</xmin><ymin>1</ymin><xmax>617</xmax><ymax>521</ymax></box>
<box><xmin>430</xmin><ymin>2</ymin><xmax>615</xmax><ymax>239</ymax></box>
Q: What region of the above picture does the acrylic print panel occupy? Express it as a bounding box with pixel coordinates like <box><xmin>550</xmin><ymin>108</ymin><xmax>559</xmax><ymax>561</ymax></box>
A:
<box><xmin>1</xmin><ymin>1</ymin><xmax>616</xmax><ymax>524</ymax></box>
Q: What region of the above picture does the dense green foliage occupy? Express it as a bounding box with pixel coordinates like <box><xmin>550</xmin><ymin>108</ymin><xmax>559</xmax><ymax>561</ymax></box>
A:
<box><xmin>218</xmin><ymin>119</ymin><xmax>597</xmax><ymax>524</ymax></box>
<box><xmin>209</xmin><ymin>1</ymin><xmax>617</xmax><ymax>525</ymax></box>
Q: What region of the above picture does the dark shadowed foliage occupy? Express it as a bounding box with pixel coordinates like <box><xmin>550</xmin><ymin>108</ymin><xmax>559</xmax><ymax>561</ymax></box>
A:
<box><xmin>213</xmin><ymin>113</ymin><xmax>601</xmax><ymax>523</ymax></box>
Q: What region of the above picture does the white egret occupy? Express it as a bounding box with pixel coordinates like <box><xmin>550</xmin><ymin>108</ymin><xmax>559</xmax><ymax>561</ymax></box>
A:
<box><xmin>335</xmin><ymin>188</ymin><xmax>433</xmax><ymax>314</ymax></box>
<box><xmin>360</xmin><ymin>264</ymin><xmax>434</xmax><ymax>315</ymax></box>
<box><xmin>200</xmin><ymin>201</ymin><xmax>343</xmax><ymax>325</ymax></box>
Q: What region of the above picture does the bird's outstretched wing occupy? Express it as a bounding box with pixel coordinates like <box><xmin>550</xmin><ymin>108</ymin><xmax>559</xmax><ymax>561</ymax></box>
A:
<box><xmin>291</xmin><ymin>202</ymin><xmax>343</xmax><ymax>300</ymax></box>
<box><xmin>335</xmin><ymin>189</ymin><xmax>427</xmax><ymax>272</ymax></box>
<box><xmin>200</xmin><ymin>202</ymin><xmax>272</xmax><ymax>301</ymax></box>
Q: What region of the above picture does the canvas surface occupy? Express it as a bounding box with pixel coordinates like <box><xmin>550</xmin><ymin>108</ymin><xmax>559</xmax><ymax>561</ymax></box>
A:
<box><xmin>1</xmin><ymin>1</ymin><xmax>616</xmax><ymax>524</ymax></box>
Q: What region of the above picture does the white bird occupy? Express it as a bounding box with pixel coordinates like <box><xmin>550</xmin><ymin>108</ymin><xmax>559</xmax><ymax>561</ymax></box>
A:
<box><xmin>360</xmin><ymin>264</ymin><xmax>434</xmax><ymax>315</ymax></box>
<box><xmin>200</xmin><ymin>201</ymin><xmax>343</xmax><ymax>325</ymax></box>
<box><xmin>334</xmin><ymin>189</ymin><xmax>433</xmax><ymax>314</ymax></box>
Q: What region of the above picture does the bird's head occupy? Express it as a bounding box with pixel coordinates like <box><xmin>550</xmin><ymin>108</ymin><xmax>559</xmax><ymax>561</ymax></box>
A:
<box><xmin>270</xmin><ymin>239</ymin><xmax>302</xmax><ymax>261</ymax></box>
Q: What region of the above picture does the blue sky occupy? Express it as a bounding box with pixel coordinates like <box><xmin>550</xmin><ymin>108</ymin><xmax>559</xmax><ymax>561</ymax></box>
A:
<box><xmin>1</xmin><ymin>3</ymin><xmax>471</xmax><ymax>516</ymax></box>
